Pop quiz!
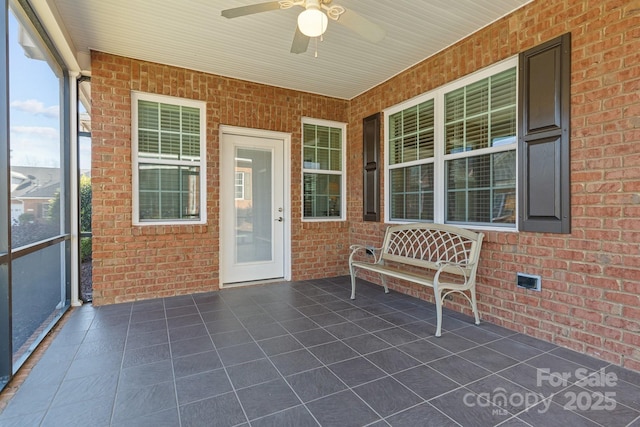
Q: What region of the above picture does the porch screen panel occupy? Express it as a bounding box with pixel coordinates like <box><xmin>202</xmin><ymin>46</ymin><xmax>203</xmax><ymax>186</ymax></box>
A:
<box><xmin>6</xmin><ymin>2</ymin><xmax>71</xmax><ymax>384</ymax></box>
<box><xmin>11</xmin><ymin>243</ymin><xmax>66</xmax><ymax>368</ymax></box>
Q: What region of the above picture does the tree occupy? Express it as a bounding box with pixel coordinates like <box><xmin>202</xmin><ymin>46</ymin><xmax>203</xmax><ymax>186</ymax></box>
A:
<box><xmin>80</xmin><ymin>176</ymin><xmax>92</xmax><ymax>261</ymax></box>
<box><xmin>80</xmin><ymin>175</ymin><xmax>92</xmax><ymax>232</ymax></box>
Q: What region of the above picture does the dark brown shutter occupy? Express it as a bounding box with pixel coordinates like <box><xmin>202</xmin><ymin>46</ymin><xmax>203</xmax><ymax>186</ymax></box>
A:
<box><xmin>518</xmin><ymin>33</ymin><xmax>571</xmax><ymax>233</ymax></box>
<box><xmin>363</xmin><ymin>113</ymin><xmax>380</xmax><ymax>222</ymax></box>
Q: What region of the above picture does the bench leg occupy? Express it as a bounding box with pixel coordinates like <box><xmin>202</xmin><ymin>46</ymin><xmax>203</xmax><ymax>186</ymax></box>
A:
<box><xmin>471</xmin><ymin>289</ymin><xmax>480</xmax><ymax>326</ymax></box>
<box><xmin>434</xmin><ymin>293</ymin><xmax>443</xmax><ymax>337</ymax></box>
<box><xmin>380</xmin><ymin>275</ymin><xmax>389</xmax><ymax>294</ymax></box>
<box><xmin>349</xmin><ymin>266</ymin><xmax>357</xmax><ymax>300</ymax></box>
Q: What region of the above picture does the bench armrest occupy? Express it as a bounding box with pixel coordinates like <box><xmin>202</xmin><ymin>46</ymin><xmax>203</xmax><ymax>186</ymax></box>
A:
<box><xmin>434</xmin><ymin>260</ymin><xmax>473</xmax><ymax>269</ymax></box>
<box><xmin>349</xmin><ymin>244</ymin><xmax>383</xmax><ymax>264</ymax></box>
<box><xmin>433</xmin><ymin>260</ymin><xmax>473</xmax><ymax>288</ymax></box>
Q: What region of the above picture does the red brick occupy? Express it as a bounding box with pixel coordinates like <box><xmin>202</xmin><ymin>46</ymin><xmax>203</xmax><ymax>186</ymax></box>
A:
<box><xmin>90</xmin><ymin>0</ymin><xmax>640</xmax><ymax>373</ymax></box>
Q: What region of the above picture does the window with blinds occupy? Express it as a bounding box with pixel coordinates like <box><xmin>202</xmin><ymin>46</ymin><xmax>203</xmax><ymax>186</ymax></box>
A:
<box><xmin>302</xmin><ymin>118</ymin><xmax>346</xmax><ymax>220</ymax></box>
<box><xmin>445</xmin><ymin>67</ymin><xmax>517</xmax><ymax>225</ymax></box>
<box><xmin>385</xmin><ymin>60</ymin><xmax>517</xmax><ymax>228</ymax></box>
<box><xmin>132</xmin><ymin>92</ymin><xmax>206</xmax><ymax>225</ymax></box>
<box><xmin>388</xmin><ymin>99</ymin><xmax>435</xmax><ymax>221</ymax></box>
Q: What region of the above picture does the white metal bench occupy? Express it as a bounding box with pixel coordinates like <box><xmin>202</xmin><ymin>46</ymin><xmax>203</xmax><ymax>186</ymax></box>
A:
<box><xmin>349</xmin><ymin>223</ymin><xmax>485</xmax><ymax>337</ymax></box>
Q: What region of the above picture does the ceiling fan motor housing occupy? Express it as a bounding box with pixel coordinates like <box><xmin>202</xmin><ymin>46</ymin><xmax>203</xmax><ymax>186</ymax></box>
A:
<box><xmin>223</xmin><ymin>0</ymin><xmax>385</xmax><ymax>53</ymax></box>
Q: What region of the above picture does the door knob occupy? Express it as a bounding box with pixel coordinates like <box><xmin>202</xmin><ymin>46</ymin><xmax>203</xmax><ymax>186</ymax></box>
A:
<box><xmin>275</xmin><ymin>216</ymin><xmax>283</xmax><ymax>222</ymax></box>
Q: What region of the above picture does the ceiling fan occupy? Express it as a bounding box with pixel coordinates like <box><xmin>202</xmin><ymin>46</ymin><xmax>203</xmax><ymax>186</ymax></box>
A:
<box><xmin>221</xmin><ymin>0</ymin><xmax>386</xmax><ymax>54</ymax></box>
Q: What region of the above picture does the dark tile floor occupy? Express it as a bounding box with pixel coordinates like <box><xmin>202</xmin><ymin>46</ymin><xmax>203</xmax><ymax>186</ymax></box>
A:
<box><xmin>0</xmin><ymin>276</ymin><xmax>639</xmax><ymax>427</ymax></box>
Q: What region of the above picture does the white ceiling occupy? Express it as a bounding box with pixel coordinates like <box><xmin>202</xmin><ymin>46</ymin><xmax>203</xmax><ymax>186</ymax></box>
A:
<box><xmin>47</xmin><ymin>0</ymin><xmax>531</xmax><ymax>100</ymax></box>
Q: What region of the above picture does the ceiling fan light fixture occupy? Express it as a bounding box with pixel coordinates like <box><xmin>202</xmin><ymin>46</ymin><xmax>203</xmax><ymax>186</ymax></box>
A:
<box><xmin>297</xmin><ymin>6</ymin><xmax>328</xmax><ymax>38</ymax></box>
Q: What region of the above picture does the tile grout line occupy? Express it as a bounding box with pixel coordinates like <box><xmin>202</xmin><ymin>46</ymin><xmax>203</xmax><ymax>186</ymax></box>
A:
<box><xmin>108</xmin><ymin>302</ymin><xmax>134</xmax><ymax>427</ymax></box>
<box><xmin>201</xmin><ymin>291</ymin><xmax>263</xmax><ymax>426</ymax></box>
<box><xmin>166</xmin><ymin>296</ymin><xmax>183</xmax><ymax>427</ymax></box>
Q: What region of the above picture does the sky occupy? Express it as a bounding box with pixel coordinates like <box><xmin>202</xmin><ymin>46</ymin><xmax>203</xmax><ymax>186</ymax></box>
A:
<box><xmin>9</xmin><ymin>10</ymin><xmax>91</xmax><ymax>170</ymax></box>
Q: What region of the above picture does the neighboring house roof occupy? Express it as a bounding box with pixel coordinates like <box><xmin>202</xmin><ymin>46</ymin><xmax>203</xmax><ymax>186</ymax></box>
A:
<box><xmin>18</xmin><ymin>182</ymin><xmax>60</xmax><ymax>199</ymax></box>
<box><xmin>11</xmin><ymin>166</ymin><xmax>60</xmax><ymax>199</ymax></box>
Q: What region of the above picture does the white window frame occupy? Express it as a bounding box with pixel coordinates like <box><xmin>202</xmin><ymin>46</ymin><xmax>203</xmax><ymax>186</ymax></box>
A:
<box><xmin>384</xmin><ymin>57</ymin><xmax>518</xmax><ymax>231</ymax></box>
<box><xmin>301</xmin><ymin>117</ymin><xmax>347</xmax><ymax>222</ymax></box>
<box><xmin>131</xmin><ymin>91</ymin><xmax>207</xmax><ymax>226</ymax></box>
<box><xmin>234</xmin><ymin>171</ymin><xmax>245</xmax><ymax>200</ymax></box>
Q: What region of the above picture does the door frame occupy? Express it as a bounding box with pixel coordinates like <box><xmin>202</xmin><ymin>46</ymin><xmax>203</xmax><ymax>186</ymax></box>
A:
<box><xmin>219</xmin><ymin>125</ymin><xmax>292</xmax><ymax>288</ymax></box>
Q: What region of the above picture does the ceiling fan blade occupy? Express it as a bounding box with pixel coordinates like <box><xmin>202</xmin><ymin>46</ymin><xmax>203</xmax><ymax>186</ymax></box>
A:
<box><xmin>221</xmin><ymin>1</ymin><xmax>281</xmax><ymax>19</ymax></box>
<box><xmin>335</xmin><ymin>8</ymin><xmax>386</xmax><ymax>43</ymax></box>
<box><xmin>290</xmin><ymin>27</ymin><xmax>310</xmax><ymax>54</ymax></box>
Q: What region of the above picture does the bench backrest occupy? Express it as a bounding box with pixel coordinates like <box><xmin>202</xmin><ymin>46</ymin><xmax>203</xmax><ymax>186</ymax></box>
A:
<box><xmin>381</xmin><ymin>223</ymin><xmax>484</xmax><ymax>277</ymax></box>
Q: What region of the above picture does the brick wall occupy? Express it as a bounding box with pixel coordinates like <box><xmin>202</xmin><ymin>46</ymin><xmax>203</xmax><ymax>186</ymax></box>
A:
<box><xmin>92</xmin><ymin>0</ymin><xmax>640</xmax><ymax>371</ymax></box>
<box><xmin>348</xmin><ymin>0</ymin><xmax>640</xmax><ymax>371</ymax></box>
<box><xmin>91</xmin><ymin>53</ymin><xmax>349</xmax><ymax>305</ymax></box>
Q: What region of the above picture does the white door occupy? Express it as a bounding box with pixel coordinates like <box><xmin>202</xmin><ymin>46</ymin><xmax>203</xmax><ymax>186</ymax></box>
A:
<box><xmin>220</xmin><ymin>129</ymin><xmax>287</xmax><ymax>284</ymax></box>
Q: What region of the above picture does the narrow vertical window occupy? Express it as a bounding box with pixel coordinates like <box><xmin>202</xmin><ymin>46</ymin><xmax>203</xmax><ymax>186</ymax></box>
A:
<box><xmin>234</xmin><ymin>172</ymin><xmax>245</xmax><ymax>200</ymax></box>
<box><xmin>388</xmin><ymin>99</ymin><xmax>435</xmax><ymax>221</ymax></box>
<box><xmin>302</xmin><ymin>118</ymin><xmax>346</xmax><ymax>220</ymax></box>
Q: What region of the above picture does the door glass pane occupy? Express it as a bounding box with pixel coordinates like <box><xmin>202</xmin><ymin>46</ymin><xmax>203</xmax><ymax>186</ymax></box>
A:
<box><xmin>11</xmin><ymin>243</ymin><xmax>66</xmax><ymax>368</ymax></box>
<box><xmin>235</xmin><ymin>148</ymin><xmax>272</xmax><ymax>263</ymax></box>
